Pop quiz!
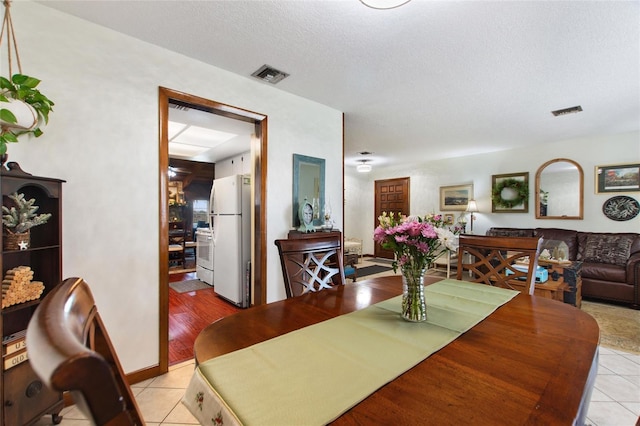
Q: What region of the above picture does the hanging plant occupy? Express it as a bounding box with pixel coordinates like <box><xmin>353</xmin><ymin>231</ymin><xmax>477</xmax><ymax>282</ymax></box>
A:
<box><xmin>0</xmin><ymin>74</ymin><xmax>55</xmax><ymax>154</ymax></box>
<box><xmin>492</xmin><ymin>178</ymin><xmax>529</xmax><ymax>208</ymax></box>
<box><xmin>0</xmin><ymin>0</ymin><xmax>55</xmax><ymax>156</ymax></box>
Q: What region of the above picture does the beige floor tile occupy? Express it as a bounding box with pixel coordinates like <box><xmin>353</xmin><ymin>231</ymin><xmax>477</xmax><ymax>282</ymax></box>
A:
<box><xmin>135</xmin><ymin>387</ymin><xmax>185</xmax><ymax>423</ymax></box>
<box><xmin>594</xmin><ymin>374</ymin><xmax>640</xmax><ymax>402</ymax></box>
<box><xmin>599</xmin><ymin>354</ymin><xmax>640</xmax><ymax>376</ymax></box>
<box><xmin>132</xmin><ymin>377</ymin><xmax>155</xmax><ymax>388</ymax></box>
<box><xmin>587</xmin><ymin>401</ymin><xmax>639</xmax><ymax>426</ymax></box>
<box><xmin>620</xmin><ymin>401</ymin><xmax>640</xmax><ymax>416</ymax></box>
<box><xmin>590</xmin><ymin>386</ymin><xmax>614</xmax><ymax>402</ymax></box>
<box><xmin>170</xmin><ymin>359</ymin><xmax>196</xmax><ymax>370</ymax></box>
<box><xmin>163</xmin><ymin>400</ymin><xmax>200</xmax><ymax>424</ymax></box>
<box><xmin>58</xmin><ymin>404</ymin><xmax>88</xmax><ymax>420</ymax></box>
<box><xmin>149</xmin><ymin>362</ymin><xmax>197</xmax><ymax>389</ymax></box>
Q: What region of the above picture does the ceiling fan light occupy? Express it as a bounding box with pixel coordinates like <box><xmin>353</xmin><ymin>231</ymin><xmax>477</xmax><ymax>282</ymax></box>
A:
<box><xmin>357</xmin><ymin>163</ymin><xmax>372</xmax><ymax>173</ymax></box>
<box><xmin>359</xmin><ymin>0</ymin><xmax>412</xmax><ymax>10</ymax></box>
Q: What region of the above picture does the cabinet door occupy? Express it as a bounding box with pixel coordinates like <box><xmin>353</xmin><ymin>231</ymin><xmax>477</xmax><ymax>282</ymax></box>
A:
<box><xmin>3</xmin><ymin>362</ymin><xmax>62</xmax><ymax>425</ymax></box>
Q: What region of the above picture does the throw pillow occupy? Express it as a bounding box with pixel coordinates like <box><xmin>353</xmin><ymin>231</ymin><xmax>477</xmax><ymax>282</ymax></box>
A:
<box><xmin>584</xmin><ymin>234</ymin><xmax>633</xmax><ymax>267</ymax></box>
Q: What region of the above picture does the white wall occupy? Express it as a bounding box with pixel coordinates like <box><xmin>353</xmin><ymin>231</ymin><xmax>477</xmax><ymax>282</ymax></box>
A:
<box><xmin>346</xmin><ymin>131</ymin><xmax>640</xmax><ymax>256</ymax></box>
<box><xmin>7</xmin><ymin>1</ymin><xmax>343</xmax><ymax>373</ymax></box>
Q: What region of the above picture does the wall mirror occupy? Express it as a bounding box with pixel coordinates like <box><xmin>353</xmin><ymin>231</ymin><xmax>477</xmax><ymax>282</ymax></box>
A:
<box><xmin>535</xmin><ymin>158</ymin><xmax>584</xmax><ymax>219</ymax></box>
<box><xmin>293</xmin><ymin>154</ymin><xmax>325</xmax><ymax>227</ymax></box>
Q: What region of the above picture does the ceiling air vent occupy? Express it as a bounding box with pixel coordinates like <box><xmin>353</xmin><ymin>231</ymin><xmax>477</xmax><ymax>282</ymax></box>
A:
<box><xmin>251</xmin><ymin>65</ymin><xmax>289</xmax><ymax>84</ymax></box>
<box><xmin>551</xmin><ymin>105</ymin><xmax>583</xmax><ymax>116</ymax></box>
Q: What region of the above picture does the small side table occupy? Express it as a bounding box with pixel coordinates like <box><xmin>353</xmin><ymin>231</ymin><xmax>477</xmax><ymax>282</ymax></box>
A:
<box><xmin>507</xmin><ymin>278</ymin><xmax>568</xmax><ymax>302</ymax></box>
<box><xmin>538</xmin><ymin>260</ymin><xmax>583</xmax><ymax>308</ymax></box>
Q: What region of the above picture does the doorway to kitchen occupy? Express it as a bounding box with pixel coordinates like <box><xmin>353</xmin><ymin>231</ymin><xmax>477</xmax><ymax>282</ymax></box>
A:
<box><xmin>159</xmin><ymin>87</ymin><xmax>267</xmax><ymax>371</ymax></box>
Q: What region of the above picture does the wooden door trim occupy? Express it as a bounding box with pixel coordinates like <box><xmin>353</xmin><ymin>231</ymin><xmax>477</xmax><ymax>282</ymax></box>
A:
<box><xmin>158</xmin><ymin>87</ymin><xmax>267</xmax><ymax>374</ymax></box>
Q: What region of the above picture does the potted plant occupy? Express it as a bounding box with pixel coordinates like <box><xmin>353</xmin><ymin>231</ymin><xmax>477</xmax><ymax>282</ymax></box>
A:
<box><xmin>0</xmin><ymin>74</ymin><xmax>54</xmax><ymax>156</ymax></box>
<box><xmin>2</xmin><ymin>192</ymin><xmax>51</xmax><ymax>250</ymax></box>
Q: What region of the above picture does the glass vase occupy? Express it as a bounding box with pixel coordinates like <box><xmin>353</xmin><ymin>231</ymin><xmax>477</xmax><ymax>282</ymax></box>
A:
<box><xmin>401</xmin><ymin>264</ymin><xmax>427</xmax><ymax>322</ymax></box>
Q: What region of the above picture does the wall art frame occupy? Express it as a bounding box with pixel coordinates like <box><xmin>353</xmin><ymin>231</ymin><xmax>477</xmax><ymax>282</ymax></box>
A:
<box><xmin>491</xmin><ymin>172</ymin><xmax>529</xmax><ymax>213</ymax></box>
<box><xmin>444</xmin><ymin>214</ymin><xmax>454</xmax><ymax>225</ymax></box>
<box><xmin>292</xmin><ymin>154</ymin><xmax>325</xmax><ymax>227</ymax></box>
<box><xmin>595</xmin><ymin>163</ymin><xmax>640</xmax><ymax>194</ymax></box>
<box><xmin>439</xmin><ymin>184</ymin><xmax>473</xmax><ymax>211</ymax></box>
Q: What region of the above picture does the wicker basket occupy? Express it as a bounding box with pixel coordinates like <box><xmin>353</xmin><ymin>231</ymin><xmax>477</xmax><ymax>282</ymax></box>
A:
<box><xmin>3</xmin><ymin>230</ymin><xmax>30</xmax><ymax>251</ymax></box>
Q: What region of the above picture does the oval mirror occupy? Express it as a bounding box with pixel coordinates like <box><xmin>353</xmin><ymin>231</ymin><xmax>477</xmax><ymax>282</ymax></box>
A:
<box><xmin>535</xmin><ymin>158</ymin><xmax>584</xmax><ymax>219</ymax></box>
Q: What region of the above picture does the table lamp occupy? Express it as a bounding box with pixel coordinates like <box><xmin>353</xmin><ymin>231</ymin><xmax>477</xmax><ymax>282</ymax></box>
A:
<box><xmin>466</xmin><ymin>200</ymin><xmax>478</xmax><ymax>234</ymax></box>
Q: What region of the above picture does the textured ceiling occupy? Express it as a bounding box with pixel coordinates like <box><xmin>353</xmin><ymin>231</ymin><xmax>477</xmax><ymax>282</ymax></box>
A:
<box><xmin>38</xmin><ymin>0</ymin><xmax>640</xmax><ymax>169</ymax></box>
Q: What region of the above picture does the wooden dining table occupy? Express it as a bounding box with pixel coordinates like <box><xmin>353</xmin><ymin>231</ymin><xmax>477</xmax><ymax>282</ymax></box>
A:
<box><xmin>193</xmin><ymin>275</ymin><xmax>600</xmax><ymax>425</ymax></box>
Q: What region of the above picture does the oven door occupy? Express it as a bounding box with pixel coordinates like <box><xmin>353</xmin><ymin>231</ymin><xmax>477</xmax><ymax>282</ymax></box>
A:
<box><xmin>195</xmin><ymin>230</ymin><xmax>214</xmax><ymax>271</ymax></box>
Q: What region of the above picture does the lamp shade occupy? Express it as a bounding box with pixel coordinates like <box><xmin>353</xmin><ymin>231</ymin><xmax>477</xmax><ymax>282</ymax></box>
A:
<box><xmin>466</xmin><ymin>199</ymin><xmax>478</xmax><ymax>212</ymax></box>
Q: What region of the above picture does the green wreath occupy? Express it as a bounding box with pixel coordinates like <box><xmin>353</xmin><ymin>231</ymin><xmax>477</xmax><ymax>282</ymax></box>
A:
<box><xmin>492</xmin><ymin>178</ymin><xmax>529</xmax><ymax>208</ymax></box>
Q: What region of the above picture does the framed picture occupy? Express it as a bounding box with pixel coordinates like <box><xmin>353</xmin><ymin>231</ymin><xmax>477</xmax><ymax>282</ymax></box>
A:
<box><xmin>439</xmin><ymin>184</ymin><xmax>473</xmax><ymax>211</ymax></box>
<box><xmin>168</xmin><ymin>181</ymin><xmax>185</xmax><ymax>205</ymax></box>
<box><xmin>491</xmin><ymin>172</ymin><xmax>529</xmax><ymax>213</ymax></box>
<box><xmin>444</xmin><ymin>214</ymin><xmax>454</xmax><ymax>225</ymax></box>
<box><xmin>595</xmin><ymin>163</ymin><xmax>640</xmax><ymax>194</ymax></box>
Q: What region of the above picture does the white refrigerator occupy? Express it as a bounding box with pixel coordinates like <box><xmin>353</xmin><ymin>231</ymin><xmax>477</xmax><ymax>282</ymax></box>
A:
<box><xmin>210</xmin><ymin>174</ymin><xmax>251</xmax><ymax>308</ymax></box>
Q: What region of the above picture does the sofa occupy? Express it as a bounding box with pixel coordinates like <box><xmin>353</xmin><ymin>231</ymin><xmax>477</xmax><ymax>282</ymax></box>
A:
<box><xmin>486</xmin><ymin>227</ymin><xmax>640</xmax><ymax>309</ymax></box>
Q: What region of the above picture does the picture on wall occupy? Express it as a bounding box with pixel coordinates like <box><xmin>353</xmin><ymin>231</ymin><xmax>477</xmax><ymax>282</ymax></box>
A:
<box><xmin>439</xmin><ymin>184</ymin><xmax>473</xmax><ymax>211</ymax></box>
<box><xmin>168</xmin><ymin>181</ymin><xmax>185</xmax><ymax>205</ymax></box>
<box><xmin>444</xmin><ymin>214</ymin><xmax>454</xmax><ymax>225</ymax></box>
<box><xmin>491</xmin><ymin>172</ymin><xmax>529</xmax><ymax>213</ymax></box>
<box><xmin>595</xmin><ymin>163</ymin><xmax>640</xmax><ymax>194</ymax></box>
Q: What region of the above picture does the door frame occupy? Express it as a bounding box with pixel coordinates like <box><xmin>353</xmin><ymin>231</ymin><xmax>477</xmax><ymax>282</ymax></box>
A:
<box><xmin>158</xmin><ymin>87</ymin><xmax>267</xmax><ymax>373</ymax></box>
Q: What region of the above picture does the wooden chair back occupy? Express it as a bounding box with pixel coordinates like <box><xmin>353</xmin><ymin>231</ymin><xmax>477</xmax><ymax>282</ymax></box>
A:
<box><xmin>26</xmin><ymin>277</ymin><xmax>144</xmax><ymax>426</ymax></box>
<box><xmin>275</xmin><ymin>234</ymin><xmax>346</xmax><ymax>298</ymax></box>
<box><xmin>456</xmin><ymin>235</ymin><xmax>543</xmax><ymax>295</ymax></box>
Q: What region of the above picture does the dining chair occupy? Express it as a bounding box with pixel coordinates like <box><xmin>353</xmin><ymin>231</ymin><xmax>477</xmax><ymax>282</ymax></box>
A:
<box><xmin>456</xmin><ymin>234</ymin><xmax>543</xmax><ymax>295</ymax></box>
<box><xmin>26</xmin><ymin>277</ymin><xmax>145</xmax><ymax>426</ymax></box>
<box><xmin>275</xmin><ymin>234</ymin><xmax>347</xmax><ymax>298</ymax></box>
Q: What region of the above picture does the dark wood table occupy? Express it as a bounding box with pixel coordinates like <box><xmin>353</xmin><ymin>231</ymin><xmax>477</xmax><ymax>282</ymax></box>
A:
<box><xmin>194</xmin><ymin>276</ymin><xmax>599</xmax><ymax>425</ymax></box>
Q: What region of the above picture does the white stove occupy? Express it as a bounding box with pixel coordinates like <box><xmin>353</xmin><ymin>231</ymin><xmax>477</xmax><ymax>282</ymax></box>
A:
<box><xmin>195</xmin><ymin>228</ymin><xmax>214</xmax><ymax>285</ymax></box>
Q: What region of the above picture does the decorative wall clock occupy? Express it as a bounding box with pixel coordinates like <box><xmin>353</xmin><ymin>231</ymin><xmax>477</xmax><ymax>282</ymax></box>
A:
<box><xmin>602</xmin><ymin>195</ymin><xmax>639</xmax><ymax>221</ymax></box>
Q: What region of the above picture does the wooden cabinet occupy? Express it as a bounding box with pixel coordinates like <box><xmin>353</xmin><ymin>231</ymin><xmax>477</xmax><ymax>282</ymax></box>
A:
<box><xmin>287</xmin><ymin>230</ymin><xmax>342</xmax><ymax>240</ymax></box>
<box><xmin>0</xmin><ymin>164</ymin><xmax>65</xmax><ymax>425</ymax></box>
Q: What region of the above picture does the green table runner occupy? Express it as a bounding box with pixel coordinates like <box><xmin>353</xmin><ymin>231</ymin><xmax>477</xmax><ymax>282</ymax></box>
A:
<box><xmin>183</xmin><ymin>280</ymin><xmax>518</xmax><ymax>425</ymax></box>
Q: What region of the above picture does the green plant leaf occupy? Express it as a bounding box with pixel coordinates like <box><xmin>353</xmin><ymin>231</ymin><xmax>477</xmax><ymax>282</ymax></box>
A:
<box><xmin>3</xmin><ymin>132</ymin><xmax>18</xmax><ymax>142</ymax></box>
<box><xmin>0</xmin><ymin>76</ymin><xmax>13</xmax><ymax>90</ymax></box>
<box><xmin>0</xmin><ymin>109</ymin><xmax>17</xmax><ymax>124</ymax></box>
<box><xmin>12</xmin><ymin>74</ymin><xmax>41</xmax><ymax>88</ymax></box>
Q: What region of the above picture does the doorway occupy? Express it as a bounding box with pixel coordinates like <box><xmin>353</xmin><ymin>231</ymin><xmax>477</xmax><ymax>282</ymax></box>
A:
<box><xmin>374</xmin><ymin>177</ymin><xmax>410</xmax><ymax>259</ymax></box>
<box><xmin>158</xmin><ymin>87</ymin><xmax>267</xmax><ymax>372</ymax></box>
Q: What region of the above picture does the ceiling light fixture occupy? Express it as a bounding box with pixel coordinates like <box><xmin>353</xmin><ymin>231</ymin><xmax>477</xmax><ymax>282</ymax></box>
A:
<box><xmin>359</xmin><ymin>0</ymin><xmax>412</xmax><ymax>10</ymax></box>
<box><xmin>357</xmin><ymin>160</ymin><xmax>372</xmax><ymax>173</ymax></box>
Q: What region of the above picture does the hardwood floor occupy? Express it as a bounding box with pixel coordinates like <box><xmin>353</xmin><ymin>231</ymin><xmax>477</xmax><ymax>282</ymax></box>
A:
<box><xmin>169</xmin><ymin>271</ymin><xmax>241</xmax><ymax>365</ymax></box>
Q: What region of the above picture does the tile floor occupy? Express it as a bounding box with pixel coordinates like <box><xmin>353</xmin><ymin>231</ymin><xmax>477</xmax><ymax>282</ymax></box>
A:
<box><xmin>35</xmin><ymin>260</ymin><xmax>640</xmax><ymax>426</ymax></box>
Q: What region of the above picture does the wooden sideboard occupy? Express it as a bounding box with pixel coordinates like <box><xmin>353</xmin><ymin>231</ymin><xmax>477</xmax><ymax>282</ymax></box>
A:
<box><xmin>287</xmin><ymin>230</ymin><xmax>342</xmax><ymax>240</ymax></box>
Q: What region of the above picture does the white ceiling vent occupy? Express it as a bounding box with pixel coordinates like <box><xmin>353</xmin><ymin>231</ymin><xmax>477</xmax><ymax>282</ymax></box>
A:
<box><xmin>251</xmin><ymin>65</ymin><xmax>289</xmax><ymax>84</ymax></box>
<box><xmin>551</xmin><ymin>105</ymin><xmax>583</xmax><ymax>116</ymax></box>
